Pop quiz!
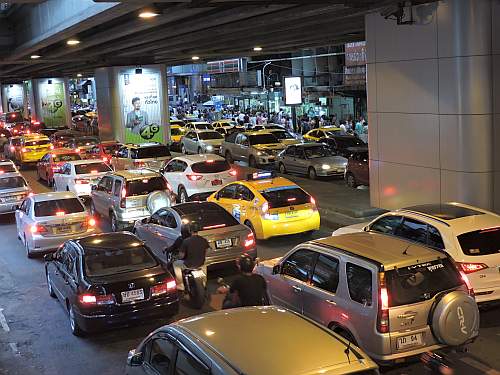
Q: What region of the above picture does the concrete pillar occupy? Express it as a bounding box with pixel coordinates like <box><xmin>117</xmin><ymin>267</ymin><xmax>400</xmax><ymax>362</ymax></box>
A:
<box><xmin>366</xmin><ymin>0</ymin><xmax>500</xmax><ymax>213</ymax></box>
<box><xmin>32</xmin><ymin>78</ymin><xmax>71</xmax><ymax>128</ymax></box>
<box><xmin>95</xmin><ymin>65</ymin><xmax>170</xmax><ymax>144</ymax></box>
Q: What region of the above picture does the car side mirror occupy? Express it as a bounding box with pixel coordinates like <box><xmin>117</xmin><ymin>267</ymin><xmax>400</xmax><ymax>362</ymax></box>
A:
<box><xmin>127</xmin><ymin>350</ymin><xmax>144</xmax><ymax>367</ymax></box>
<box><xmin>44</xmin><ymin>253</ymin><xmax>54</xmax><ymax>262</ymax></box>
<box><xmin>272</xmin><ymin>264</ymin><xmax>281</xmax><ymax>275</ymax></box>
<box><xmin>159</xmin><ymin>167</ymin><xmax>165</xmax><ymax>174</ymax></box>
<box><xmin>363</xmin><ymin>226</ymin><xmax>369</xmax><ymax>232</ymax></box>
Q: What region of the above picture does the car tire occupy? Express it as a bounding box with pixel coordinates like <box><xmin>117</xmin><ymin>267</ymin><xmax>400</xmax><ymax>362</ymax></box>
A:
<box><xmin>46</xmin><ymin>272</ymin><xmax>56</xmax><ymax>298</ymax></box>
<box><xmin>346</xmin><ymin>173</ymin><xmax>357</xmax><ymax>188</ymax></box>
<box><xmin>308</xmin><ymin>167</ymin><xmax>317</xmax><ymax>180</ymax></box>
<box><xmin>179</xmin><ymin>187</ymin><xmax>189</xmax><ymax>204</ymax></box>
<box><xmin>181</xmin><ymin>144</ymin><xmax>187</xmax><ymax>154</ymax></box>
<box><xmin>279</xmin><ymin>162</ymin><xmax>287</xmax><ymax>174</ymax></box>
<box><xmin>249</xmin><ymin>156</ymin><xmax>257</xmax><ymax>168</ymax></box>
<box><xmin>329</xmin><ymin>324</ymin><xmax>358</xmax><ymax>346</ymax></box>
<box><xmin>90</xmin><ymin>201</ymin><xmax>99</xmax><ymax>218</ymax></box>
<box><xmin>24</xmin><ymin>235</ymin><xmax>33</xmax><ymax>259</ymax></box>
<box><xmin>110</xmin><ymin>212</ymin><xmax>120</xmax><ymax>232</ymax></box>
<box><xmin>225</xmin><ymin>151</ymin><xmax>233</xmax><ymax>164</ymax></box>
<box><xmin>68</xmin><ymin>304</ymin><xmax>85</xmax><ymax>337</ymax></box>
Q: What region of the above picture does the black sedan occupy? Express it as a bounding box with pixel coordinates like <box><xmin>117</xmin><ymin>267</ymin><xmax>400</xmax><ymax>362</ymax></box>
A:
<box><xmin>318</xmin><ymin>135</ymin><xmax>366</xmax><ymax>158</ymax></box>
<box><xmin>44</xmin><ymin>232</ymin><xmax>179</xmax><ymax>336</ymax></box>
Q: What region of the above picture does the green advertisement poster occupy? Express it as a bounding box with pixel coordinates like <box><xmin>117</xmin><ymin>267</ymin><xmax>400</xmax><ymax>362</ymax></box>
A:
<box><xmin>40</xmin><ymin>81</ymin><xmax>67</xmax><ymax>128</ymax></box>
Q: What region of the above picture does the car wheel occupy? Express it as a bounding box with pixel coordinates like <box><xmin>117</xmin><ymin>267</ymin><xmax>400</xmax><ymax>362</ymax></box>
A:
<box><xmin>90</xmin><ymin>201</ymin><xmax>99</xmax><ymax>218</ymax></box>
<box><xmin>279</xmin><ymin>162</ymin><xmax>287</xmax><ymax>174</ymax></box>
<box><xmin>346</xmin><ymin>173</ymin><xmax>357</xmax><ymax>188</ymax></box>
<box><xmin>24</xmin><ymin>235</ymin><xmax>33</xmax><ymax>259</ymax></box>
<box><xmin>308</xmin><ymin>167</ymin><xmax>317</xmax><ymax>180</ymax></box>
<box><xmin>249</xmin><ymin>156</ymin><xmax>257</xmax><ymax>168</ymax></box>
<box><xmin>225</xmin><ymin>151</ymin><xmax>233</xmax><ymax>164</ymax></box>
<box><xmin>179</xmin><ymin>187</ymin><xmax>189</xmax><ymax>204</ymax></box>
<box><xmin>110</xmin><ymin>212</ymin><xmax>119</xmax><ymax>232</ymax></box>
<box><xmin>68</xmin><ymin>304</ymin><xmax>84</xmax><ymax>337</ymax></box>
<box><xmin>181</xmin><ymin>144</ymin><xmax>187</xmax><ymax>154</ymax></box>
<box><xmin>46</xmin><ymin>272</ymin><xmax>56</xmax><ymax>298</ymax></box>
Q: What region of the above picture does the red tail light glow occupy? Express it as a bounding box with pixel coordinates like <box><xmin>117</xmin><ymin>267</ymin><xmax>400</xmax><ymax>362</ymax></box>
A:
<box><xmin>166</xmin><ymin>182</ymin><xmax>173</xmax><ymax>192</ymax></box>
<box><xmin>30</xmin><ymin>224</ymin><xmax>47</xmax><ymax>234</ymax></box>
<box><xmin>244</xmin><ymin>232</ymin><xmax>255</xmax><ymax>248</ymax></box>
<box><xmin>21</xmin><ymin>147</ymin><xmax>27</xmax><ymax>153</ymax></box>
<box><xmin>78</xmin><ymin>293</ymin><xmax>114</xmax><ymax>305</ymax></box>
<box><xmin>377</xmin><ymin>272</ymin><xmax>390</xmax><ymax>334</ymax></box>
<box><xmin>151</xmin><ymin>279</ymin><xmax>176</xmax><ymax>297</ymax></box>
<box><xmin>229</xmin><ymin>169</ymin><xmax>237</xmax><ymax>177</ymax></box>
<box><xmin>202</xmin><ymin>223</ymin><xmax>226</xmax><ymax>230</ymax></box>
<box><xmin>458</xmin><ymin>262</ymin><xmax>488</xmax><ymax>274</ymax></box>
<box><xmin>459</xmin><ymin>270</ymin><xmax>475</xmax><ymax>297</ymax></box>
<box><xmin>0</xmin><ymin>171</ymin><xmax>4</xmax><ymax>174</ymax></box>
<box><xmin>55</xmin><ymin>211</ymin><xmax>65</xmax><ymax>216</ymax></box>
<box><xmin>9</xmin><ymin>146</ymin><xmax>14</xmax><ymax>152</ymax></box>
<box><xmin>261</xmin><ymin>202</ymin><xmax>269</xmax><ymax>213</ymax></box>
<box><xmin>102</xmin><ymin>157</ymin><xmax>108</xmax><ymax>163</ymax></box>
<box><xmin>187</xmin><ymin>174</ymin><xmax>203</xmax><ymax>181</ymax></box>
<box><xmin>75</xmin><ymin>179</ymin><xmax>89</xmax><ymax>185</ymax></box>
<box><xmin>310</xmin><ymin>197</ymin><xmax>316</xmax><ymax>205</ymax></box>
<box><xmin>88</xmin><ymin>218</ymin><xmax>96</xmax><ymax>227</ymax></box>
<box><xmin>206</xmin><ymin>159</ymin><xmax>214</xmax><ymax>163</ymax></box>
<box><xmin>50</xmin><ymin>145</ymin><xmax>54</xmax><ymax>150</ymax></box>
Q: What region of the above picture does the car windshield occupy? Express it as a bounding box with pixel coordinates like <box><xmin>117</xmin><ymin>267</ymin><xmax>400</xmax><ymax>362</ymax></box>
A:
<box><xmin>75</xmin><ymin>163</ymin><xmax>112</xmax><ymax>174</ymax></box>
<box><xmin>53</xmin><ymin>153</ymin><xmax>81</xmax><ymax>162</ymax></box>
<box><xmin>191</xmin><ymin>160</ymin><xmax>230</xmax><ymax>174</ymax></box>
<box><xmin>385</xmin><ymin>258</ymin><xmax>463</xmax><ymax>307</ymax></box>
<box><xmin>304</xmin><ymin>145</ymin><xmax>333</xmax><ymax>158</ymax></box>
<box><xmin>0</xmin><ymin>176</ymin><xmax>26</xmax><ymax>190</ymax></box>
<box><xmin>249</xmin><ymin>134</ymin><xmax>279</xmax><ymax>145</ymax></box>
<box><xmin>170</xmin><ymin>128</ymin><xmax>185</xmax><ymax>136</ymax></box>
<box><xmin>0</xmin><ymin>164</ymin><xmax>17</xmax><ymax>173</ymax></box>
<box><xmin>126</xmin><ymin>177</ymin><xmax>167</xmax><ymax>196</ymax></box>
<box><xmin>24</xmin><ymin>140</ymin><xmax>50</xmax><ymax>147</ymax></box>
<box><xmin>76</xmin><ymin>138</ymin><xmax>99</xmax><ymax>146</ymax></box>
<box><xmin>273</xmin><ymin>131</ymin><xmax>295</xmax><ymax>140</ymax></box>
<box><xmin>131</xmin><ymin>146</ymin><xmax>171</xmax><ymax>159</ymax></box>
<box><xmin>325</xmin><ymin>130</ymin><xmax>342</xmax><ymax>137</ymax></box>
<box><xmin>103</xmin><ymin>144</ymin><xmax>121</xmax><ymax>154</ymax></box>
<box><xmin>194</xmin><ymin>123</ymin><xmax>213</xmax><ymax>130</ymax></box>
<box><xmin>260</xmin><ymin>186</ymin><xmax>310</xmax><ymax>208</ymax></box>
<box><xmin>174</xmin><ymin>204</ymin><xmax>239</xmax><ymax>231</ymax></box>
<box><xmin>458</xmin><ymin>227</ymin><xmax>500</xmax><ymax>256</ymax></box>
<box><xmin>34</xmin><ymin>198</ymin><xmax>85</xmax><ymax>217</ymax></box>
<box><xmin>335</xmin><ymin>137</ymin><xmax>366</xmax><ymax>148</ymax></box>
<box><xmin>83</xmin><ymin>246</ymin><xmax>158</xmax><ymax>277</ymax></box>
<box><xmin>198</xmin><ymin>131</ymin><xmax>223</xmax><ymax>140</ymax></box>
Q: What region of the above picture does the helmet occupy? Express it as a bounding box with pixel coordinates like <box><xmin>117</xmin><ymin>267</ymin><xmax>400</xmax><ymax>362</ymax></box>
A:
<box><xmin>238</xmin><ymin>254</ymin><xmax>255</xmax><ymax>273</ymax></box>
<box><xmin>180</xmin><ymin>222</ymin><xmax>191</xmax><ymax>239</ymax></box>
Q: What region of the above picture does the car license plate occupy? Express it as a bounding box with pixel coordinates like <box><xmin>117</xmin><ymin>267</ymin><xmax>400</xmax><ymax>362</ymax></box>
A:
<box><xmin>285</xmin><ymin>210</ymin><xmax>298</xmax><ymax>218</ymax></box>
<box><xmin>397</xmin><ymin>333</ymin><xmax>423</xmax><ymax>350</ymax></box>
<box><xmin>121</xmin><ymin>288</ymin><xmax>144</xmax><ymax>303</ymax></box>
<box><xmin>56</xmin><ymin>225</ymin><xmax>72</xmax><ymax>234</ymax></box>
<box><xmin>216</xmin><ymin>238</ymin><xmax>232</xmax><ymax>248</ymax></box>
<box><xmin>211</xmin><ymin>179</ymin><xmax>223</xmax><ymax>186</ymax></box>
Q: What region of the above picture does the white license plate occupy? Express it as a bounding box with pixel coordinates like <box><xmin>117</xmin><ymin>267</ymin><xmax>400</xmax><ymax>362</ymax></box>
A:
<box><xmin>285</xmin><ymin>210</ymin><xmax>299</xmax><ymax>218</ymax></box>
<box><xmin>56</xmin><ymin>225</ymin><xmax>72</xmax><ymax>234</ymax></box>
<box><xmin>216</xmin><ymin>238</ymin><xmax>232</xmax><ymax>248</ymax></box>
<box><xmin>397</xmin><ymin>333</ymin><xmax>423</xmax><ymax>350</ymax></box>
<box><xmin>121</xmin><ymin>288</ymin><xmax>144</xmax><ymax>303</ymax></box>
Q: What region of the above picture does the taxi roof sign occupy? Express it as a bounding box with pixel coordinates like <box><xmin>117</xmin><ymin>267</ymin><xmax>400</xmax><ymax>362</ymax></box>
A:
<box><xmin>246</xmin><ymin>171</ymin><xmax>277</xmax><ymax>181</ymax></box>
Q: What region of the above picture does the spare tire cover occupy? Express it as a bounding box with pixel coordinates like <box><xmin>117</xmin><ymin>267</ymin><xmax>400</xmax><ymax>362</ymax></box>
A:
<box><xmin>147</xmin><ymin>190</ymin><xmax>172</xmax><ymax>214</ymax></box>
<box><xmin>431</xmin><ymin>290</ymin><xmax>479</xmax><ymax>346</ymax></box>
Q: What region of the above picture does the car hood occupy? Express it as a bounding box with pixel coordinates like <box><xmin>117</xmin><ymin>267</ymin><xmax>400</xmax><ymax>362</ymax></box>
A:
<box><xmin>332</xmin><ymin>222</ymin><xmax>369</xmax><ymax>236</ymax></box>
<box><xmin>253</xmin><ymin>143</ymin><xmax>286</xmax><ymax>152</ymax></box>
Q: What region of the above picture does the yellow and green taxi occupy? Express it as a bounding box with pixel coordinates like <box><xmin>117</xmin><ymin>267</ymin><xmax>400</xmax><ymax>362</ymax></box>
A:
<box><xmin>16</xmin><ymin>133</ymin><xmax>53</xmax><ymax>165</ymax></box>
<box><xmin>208</xmin><ymin>171</ymin><xmax>320</xmax><ymax>239</ymax></box>
<box><xmin>169</xmin><ymin>120</ymin><xmax>187</xmax><ymax>148</ymax></box>
<box><xmin>303</xmin><ymin>126</ymin><xmax>342</xmax><ymax>142</ymax></box>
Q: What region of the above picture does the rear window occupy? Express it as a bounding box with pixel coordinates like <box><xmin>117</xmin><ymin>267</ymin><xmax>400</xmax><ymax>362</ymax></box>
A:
<box><xmin>191</xmin><ymin>160</ymin><xmax>230</xmax><ymax>174</ymax></box>
<box><xmin>260</xmin><ymin>187</ymin><xmax>310</xmax><ymax>208</ymax></box>
<box><xmin>83</xmin><ymin>246</ymin><xmax>158</xmax><ymax>277</ymax></box>
<box><xmin>249</xmin><ymin>134</ymin><xmax>278</xmax><ymax>145</ymax></box>
<box><xmin>25</xmin><ymin>140</ymin><xmax>50</xmax><ymax>147</ymax></box>
<box><xmin>174</xmin><ymin>204</ymin><xmax>239</xmax><ymax>231</ymax></box>
<box><xmin>385</xmin><ymin>258</ymin><xmax>463</xmax><ymax>307</ymax></box>
<box><xmin>304</xmin><ymin>145</ymin><xmax>333</xmax><ymax>158</ymax></box>
<box><xmin>34</xmin><ymin>198</ymin><xmax>85</xmax><ymax>217</ymax></box>
<box><xmin>131</xmin><ymin>146</ymin><xmax>171</xmax><ymax>159</ymax></box>
<box><xmin>126</xmin><ymin>177</ymin><xmax>167</xmax><ymax>196</ymax></box>
<box><xmin>198</xmin><ymin>131</ymin><xmax>223</xmax><ymax>140</ymax></box>
<box><xmin>53</xmin><ymin>153</ymin><xmax>81</xmax><ymax>162</ymax></box>
<box><xmin>458</xmin><ymin>227</ymin><xmax>500</xmax><ymax>256</ymax></box>
<box><xmin>0</xmin><ymin>164</ymin><xmax>17</xmax><ymax>173</ymax></box>
<box><xmin>0</xmin><ymin>176</ymin><xmax>26</xmax><ymax>190</ymax></box>
<box><xmin>76</xmin><ymin>138</ymin><xmax>99</xmax><ymax>146</ymax></box>
<box><xmin>75</xmin><ymin>163</ymin><xmax>112</xmax><ymax>174</ymax></box>
<box><xmin>103</xmin><ymin>144</ymin><xmax>121</xmax><ymax>154</ymax></box>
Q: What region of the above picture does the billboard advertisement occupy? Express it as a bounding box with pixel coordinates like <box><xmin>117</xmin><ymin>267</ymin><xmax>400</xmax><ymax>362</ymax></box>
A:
<box><xmin>119</xmin><ymin>71</ymin><xmax>162</xmax><ymax>144</ymax></box>
<box><xmin>39</xmin><ymin>81</ymin><xmax>67</xmax><ymax>128</ymax></box>
<box><xmin>3</xmin><ymin>84</ymin><xmax>24</xmax><ymax>112</ymax></box>
<box><xmin>284</xmin><ymin>76</ymin><xmax>302</xmax><ymax>105</ymax></box>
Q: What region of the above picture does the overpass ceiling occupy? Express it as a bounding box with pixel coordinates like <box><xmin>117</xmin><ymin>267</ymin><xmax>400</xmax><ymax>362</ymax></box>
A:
<box><xmin>0</xmin><ymin>0</ymin><xmax>431</xmax><ymax>80</ymax></box>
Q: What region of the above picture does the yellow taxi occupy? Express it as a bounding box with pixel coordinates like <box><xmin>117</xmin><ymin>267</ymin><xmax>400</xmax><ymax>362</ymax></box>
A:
<box><xmin>212</xmin><ymin>119</ymin><xmax>238</xmax><ymax>129</ymax></box>
<box><xmin>16</xmin><ymin>133</ymin><xmax>53</xmax><ymax>166</ymax></box>
<box><xmin>169</xmin><ymin>120</ymin><xmax>187</xmax><ymax>149</ymax></box>
<box><xmin>208</xmin><ymin>171</ymin><xmax>320</xmax><ymax>239</ymax></box>
<box><xmin>303</xmin><ymin>126</ymin><xmax>342</xmax><ymax>142</ymax></box>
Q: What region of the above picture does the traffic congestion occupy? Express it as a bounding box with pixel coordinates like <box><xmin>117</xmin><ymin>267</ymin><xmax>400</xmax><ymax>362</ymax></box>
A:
<box><xmin>0</xmin><ymin>113</ymin><xmax>498</xmax><ymax>375</ymax></box>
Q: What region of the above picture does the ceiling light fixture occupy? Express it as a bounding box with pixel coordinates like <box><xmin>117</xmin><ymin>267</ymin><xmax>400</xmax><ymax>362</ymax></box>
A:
<box><xmin>253</xmin><ymin>47</ymin><xmax>263</xmax><ymax>52</ymax></box>
<box><xmin>77</xmin><ymin>73</ymin><xmax>83</xmax><ymax>78</ymax></box>
<box><xmin>139</xmin><ymin>10</ymin><xmax>159</xmax><ymax>18</ymax></box>
<box><xmin>192</xmin><ymin>56</ymin><xmax>200</xmax><ymax>61</ymax></box>
<box><xmin>30</xmin><ymin>55</ymin><xmax>41</xmax><ymax>59</ymax></box>
<box><xmin>67</xmin><ymin>39</ymin><xmax>80</xmax><ymax>46</ymax></box>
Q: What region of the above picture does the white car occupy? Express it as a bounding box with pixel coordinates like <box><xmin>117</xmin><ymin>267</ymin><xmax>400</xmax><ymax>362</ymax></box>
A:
<box><xmin>53</xmin><ymin>160</ymin><xmax>112</xmax><ymax>198</ymax></box>
<box><xmin>333</xmin><ymin>202</ymin><xmax>500</xmax><ymax>304</ymax></box>
<box><xmin>0</xmin><ymin>159</ymin><xmax>19</xmax><ymax>174</ymax></box>
<box><xmin>181</xmin><ymin>130</ymin><xmax>224</xmax><ymax>155</ymax></box>
<box><xmin>184</xmin><ymin>121</ymin><xmax>214</xmax><ymax>131</ymax></box>
<box><xmin>159</xmin><ymin>154</ymin><xmax>237</xmax><ymax>203</ymax></box>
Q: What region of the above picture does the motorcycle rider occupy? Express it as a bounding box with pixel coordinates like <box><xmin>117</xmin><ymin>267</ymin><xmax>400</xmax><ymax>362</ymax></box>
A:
<box><xmin>165</xmin><ymin>222</ymin><xmax>209</xmax><ymax>292</ymax></box>
<box><xmin>218</xmin><ymin>254</ymin><xmax>267</xmax><ymax>308</ymax></box>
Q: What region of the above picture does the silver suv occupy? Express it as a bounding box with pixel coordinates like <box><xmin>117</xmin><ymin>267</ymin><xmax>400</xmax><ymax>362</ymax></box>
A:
<box><xmin>255</xmin><ymin>231</ymin><xmax>480</xmax><ymax>365</ymax></box>
<box><xmin>90</xmin><ymin>169</ymin><xmax>175</xmax><ymax>231</ymax></box>
<box><xmin>111</xmin><ymin>143</ymin><xmax>172</xmax><ymax>172</ymax></box>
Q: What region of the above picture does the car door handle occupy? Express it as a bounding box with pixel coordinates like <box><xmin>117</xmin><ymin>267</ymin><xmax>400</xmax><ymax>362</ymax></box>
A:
<box><xmin>292</xmin><ymin>285</ymin><xmax>301</xmax><ymax>293</ymax></box>
<box><xmin>325</xmin><ymin>299</ymin><xmax>337</xmax><ymax>306</ymax></box>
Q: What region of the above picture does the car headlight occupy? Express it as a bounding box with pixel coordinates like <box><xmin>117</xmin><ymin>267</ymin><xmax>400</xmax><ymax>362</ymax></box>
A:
<box><xmin>205</xmin><ymin>145</ymin><xmax>214</xmax><ymax>151</ymax></box>
<box><xmin>321</xmin><ymin>164</ymin><xmax>331</xmax><ymax>170</ymax></box>
<box><xmin>257</xmin><ymin>150</ymin><xmax>269</xmax><ymax>156</ymax></box>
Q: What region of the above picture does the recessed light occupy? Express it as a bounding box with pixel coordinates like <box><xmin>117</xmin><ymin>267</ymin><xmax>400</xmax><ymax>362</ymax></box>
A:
<box><xmin>192</xmin><ymin>56</ymin><xmax>200</xmax><ymax>61</ymax></box>
<box><xmin>139</xmin><ymin>11</ymin><xmax>159</xmax><ymax>18</ymax></box>
<box><xmin>67</xmin><ymin>39</ymin><xmax>80</xmax><ymax>46</ymax></box>
<box><xmin>30</xmin><ymin>55</ymin><xmax>41</xmax><ymax>59</ymax></box>
<box><xmin>77</xmin><ymin>73</ymin><xmax>83</xmax><ymax>78</ymax></box>
<box><xmin>253</xmin><ymin>47</ymin><xmax>263</xmax><ymax>52</ymax></box>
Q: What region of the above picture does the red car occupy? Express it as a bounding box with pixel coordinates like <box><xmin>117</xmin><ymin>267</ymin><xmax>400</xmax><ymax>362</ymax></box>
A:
<box><xmin>36</xmin><ymin>148</ymin><xmax>82</xmax><ymax>187</ymax></box>
<box><xmin>344</xmin><ymin>147</ymin><xmax>369</xmax><ymax>188</ymax></box>
<box><xmin>87</xmin><ymin>141</ymin><xmax>122</xmax><ymax>164</ymax></box>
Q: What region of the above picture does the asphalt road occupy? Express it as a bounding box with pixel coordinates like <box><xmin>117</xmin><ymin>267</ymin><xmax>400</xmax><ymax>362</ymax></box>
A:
<box><xmin>0</xmin><ymin>169</ymin><xmax>498</xmax><ymax>375</ymax></box>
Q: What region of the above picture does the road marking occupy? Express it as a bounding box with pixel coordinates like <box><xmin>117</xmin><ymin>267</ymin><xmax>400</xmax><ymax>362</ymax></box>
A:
<box><xmin>0</xmin><ymin>308</ymin><xmax>10</xmax><ymax>332</ymax></box>
<box><xmin>9</xmin><ymin>343</ymin><xmax>20</xmax><ymax>357</ymax></box>
<box><xmin>460</xmin><ymin>357</ymin><xmax>500</xmax><ymax>374</ymax></box>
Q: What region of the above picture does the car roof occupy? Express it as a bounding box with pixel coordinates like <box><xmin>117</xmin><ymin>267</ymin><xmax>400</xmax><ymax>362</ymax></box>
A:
<box><xmin>318</xmin><ymin>126</ymin><xmax>341</xmax><ymax>131</ymax></box>
<box><xmin>124</xmin><ymin>142</ymin><xmax>162</xmax><ymax>149</ymax></box>
<box><xmin>402</xmin><ymin>203</ymin><xmax>487</xmax><ymax>221</ymax></box>
<box><xmin>193</xmin><ymin>129</ymin><xmax>218</xmax><ymax>134</ymax></box>
<box><xmin>23</xmin><ymin>133</ymin><xmax>48</xmax><ymax>140</ymax></box>
<box><xmin>172</xmin><ymin>201</ymin><xmax>223</xmax><ymax>216</ymax></box>
<box><xmin>112</xmin><ymin>169</ymin><xmax>160</xmax><ymax>179</ymax></box>
<box><xmin>244</xmin><ymin>131</ymin><xmax>273</xmax><ymax>136</ymax></box>
<box><xmin>74</xmin><ymin>232</ymin><xmax>142</xmax><ymax>251</ymax></box>
<box><xmin>64</xmin><ymin>159</ymin><xmax>107</xmax><ymax>165</ymax></box>
<box><xmin>50</xmin><ymin>147</ymin><xmax>78</xmax><ymax>154</ymax></box>
<box><xmin>173</xmin><ymin>154</ymin><xmax>224</xmax><ymax>164</ymax></box>
<box><xmin>32</xmin><ymin>192</ymin><xmax>79</xmax><ymax>202</ymax></box>
<box><xmin>174</xmin><ymin>306</ymin><xmax>375</xmax><ymax>375</ymax></box>
<box><xmin>245</xmin><ymin>176</ymin><xmax>297</xmax><ymax>191</ymax></box>
<box><xmin>313</xmin><ymin>232</ymin><xmax>447</xmax><ymax>270</ymax></box>
<box><xmin>189</xmin><ymin>122</ymin><xmax>210</xmax><ymax>125</ymax></box>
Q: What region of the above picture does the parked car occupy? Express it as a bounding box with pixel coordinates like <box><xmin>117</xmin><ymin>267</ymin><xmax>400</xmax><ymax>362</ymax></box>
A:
<box><xmin>126</xmin><ymin>306</ymin><xmax>379</xmax><ymax>375</ymax></box>
<box><xmin>277</xmin><ymin>143</ymin><xmax>347</xmax><ymax>179</ymax></box>
<box><xmin>160</xmin><ymin>154</ymin><xmax>236</xmax><ymax>203</ymax></box>
<box><xmin>318</xmin><ymin>135</ymin><xmax>366</xmax><ymax>158</ymax></box>
<box><xmin>181</xmin><ymin>130</ymin><xmax>224</xmax><ymax>155</ymax></box>
<box><xmin>63</xmin><ymin>136</ymin><xmax>100</xmax><ymax>155</ymax></box>
<box><xmin>255</xmin><ymin>232</ymin><xmax>480</xmax><ymax>364</ymax></box>
<box><xmin>16</xmin><ymin>133</ymin><xmax>53</xmax><ymax>167</ymax></box>
<box><xmin>111</xmin><ymin>143</ymin><xmax>172</xmax><ymax>172</ymax></box>
<box><xmin>15</xmin><ymin>192</ymin><xmax>97</xmax><ymax>257</ymax></box>
<box><xmin>221</xmin><ymin>131</ymin><xmax>286</xmax><ymax>168</ymax></box>
<box><xmin>333</xmin><ymin>202</ymin><xmax>500</xmax><ymax>304</ymax></box>
<box><xmin>251</xmin><ymin>123</ymin><xmax>284</xmax><ymax>131</ymax></box>
<box><xmin>344</xmin><ymin>147</ymin><xmax>369</xmax><ymax>187</ymax></box>
<box><xmin>0</xmin><ymin>172</ymin><xmax>31</xmax><ymax>215</ymax></box>
<box><xmin>90</xmin><ymin>169</ymin><xmax>175</xmax><ymax>232</ymax></box>
<box><xmin>50</xmin><ymin>130</ymin><xmax>85</xmax><ymax>148</ymax></box>
<box><xmin>53</xmin><ymin>160</ymin><xmax>113</xmax><ymax>199</ymax></box>
<box><xmin>44</xmin><ymin>232</ymin><xmax>179</xmax><ymax>336</ymax></box>
<box><xmin>168</xmin><ymin>121</ymin><xmax>186</xmax><ymax>151</ymax></box>
<box><xmin>211</xmin><ymin>119</ymin><xmax>237</xmax><ymax>131</ymax></box>
<box><xmin>267</xmin><ymin>129</ymin><xmax>301</xmax><ymax>146</ymax></box>
<box><xmin>87</xmin><ymin>141</ymin><xmax>122</xmax><ymax>164</ymax></box>
<box><xmin>133</xmin><ymin>201</ymin><xmax>256</xmax><ymax>266</ymax></box>
<box><xmin>184</xmin><ymin>122</ymin><xmax>214</xmax><ymax>131</ymax></box>
<box><xmin>0</xmin><ymin>159</ymin><xmax>19</xmax><ymax>174</ymax></box>
<box><xmin>3</xmin><ymin>135</ymin><xmax>22</xmax><ymax>160</ymax></box>
<box><xmin>37</xmin><ymin>149</ymin><xmax>82</xmax><ymax>187</ymax></box>
<box><xmin>303</xmin><ymin>126</ymin><xmax>342</xmax><ymax>142</ymax></box>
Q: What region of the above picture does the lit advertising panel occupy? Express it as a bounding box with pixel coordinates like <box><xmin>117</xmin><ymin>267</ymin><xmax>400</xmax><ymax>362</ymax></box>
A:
<box><xmin>285</xmin><ymin>76</ymin><xmax>302</xmax><ymax>105</ymax></box>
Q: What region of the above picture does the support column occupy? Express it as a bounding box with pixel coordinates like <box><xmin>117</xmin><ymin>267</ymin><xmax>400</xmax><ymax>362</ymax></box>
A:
<box><xmin>366</xmin><ymin>0</ymin><xmax>499</xmax><ymax>212</ymax></box>
<box><xmin>32</xmin><ymin>78</ymin><xmax>71</xmax><ymax>128</ymax></box>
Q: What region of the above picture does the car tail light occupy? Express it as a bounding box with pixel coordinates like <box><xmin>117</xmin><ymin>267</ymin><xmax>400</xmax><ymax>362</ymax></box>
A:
<box><xmin>75</xmin><ymin>179</ymin><xmax>89</xmax><ymax>185</ymax></box>
<box><xmin>151</xmin><ymin>279</ymin><xmax>176</xmax><ymax>297</ymax></box>
<box><xmin>229</xmin><ymin>169</ymin><xmax>237</xmax><ymax>177</ymax></box>
<box><xmin>9</xmin><ymin>146</ymin><xmax>14</xmax><ymax>152</ymax></box>
<box><xmin>134</xmin><ymin>160</ymin><xmax>146</xmax><ymax>168</ymax></box>
<box><xmin>78</xmin><ymin>293</ymin><xmax>114</xmax><ymax>305</ymax></box>
<box><xmin>459</xmin><ymin>270</ymin><xmax>475</xmax><ymax>297</ymax></box>
<box><xmin>310</xmin><ymin>196</ymin><xmax>318</xmax><ymax>211</ymax></box>
<box><xmin>30</xmin><ymin>224</ymin><xmax>47</xmax><ymax>234</ymax></box>
<box><xmin>102</xmin><ymin>156</ymin><xmax>108</xmax><ymax>163</ymax></box>
<box><xmin>187</xmin><ymin>174</ymin><xmax>203</xmax><ymax>181</ymax></box>
<box><xmin>261</xmin><ymin>202</ymin><xmax>269</xmax><ymax>213</ymax></box>
<box><xmin>244</xmin><ymin>232</ymin><xmax>255</xmax><ymax>248</ymax></box>
<box><xmin>75</xmin><ymin>148</ymin><xmax>81</xmax><ymax>153</ymax></box>
<box><xmin>377</xmin><ymin>272</ymin><xmax>390</xmax><ymax>334</ymax></box>
<box><xmin>166</xmin><ymin>182</ymin><xmax>173</xmax><ymax>192</ymax></box>
<box><xmin>28</xmin><ymin>192</ymin><xmax>34</xmax><ymax>197</ymax></box>
<box><xmin>49</xmin><ymin>145</ymin><xmax>54</xmax><ymax>150</ymax></box>
<box><xmin>88</xmin><ymin>217</ymin><xmax>96</xmax><ymax>227</ymax></box>
<box><xmin>21</xmin><ymin>147</ymin><xmax>27</xmax><ymax>153</ymax></box>
<box><xmin>457</xmin><ymin>262</ymin><xmax>488</xmax><ymax>274</ymax></box>
<box><xmin>120</xmin><ymin>188</ymin><xmax>127</xmax><ymax>208</ymax></box>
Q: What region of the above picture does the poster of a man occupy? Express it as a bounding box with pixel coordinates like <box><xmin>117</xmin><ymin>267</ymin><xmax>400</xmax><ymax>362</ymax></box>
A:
<box><xmin>126</xmin><ymin>97</ymin><xmax>149</xmax><ymax>134</ymax></box>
